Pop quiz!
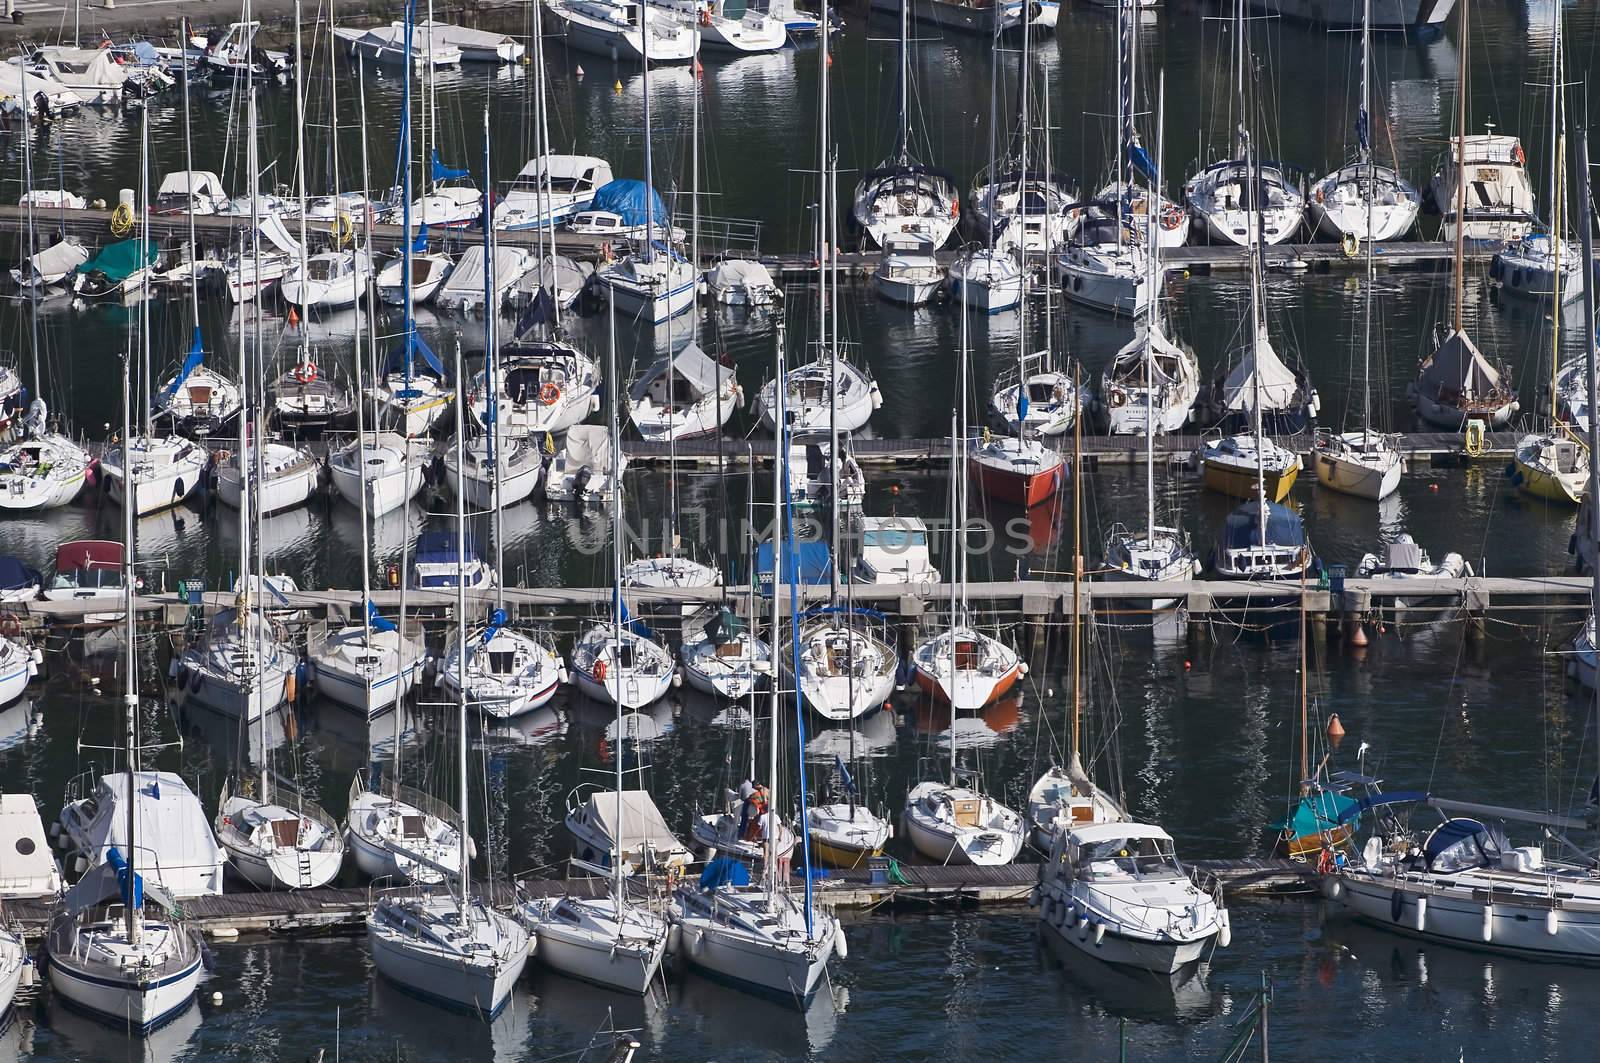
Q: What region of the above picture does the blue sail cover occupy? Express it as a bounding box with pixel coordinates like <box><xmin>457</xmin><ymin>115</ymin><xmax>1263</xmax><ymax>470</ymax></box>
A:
<box><xmin>163</xmin><ymin>327</ymin><xmax>207</xmax><ymax>399</ymax></box>
<box><xmin>431</xmin><ymin>148</ymin><xmax>468</xmax><ymax>182</ymax></box>
<box><xmin>1357</xmin><ymin>107</ymin><xmax>1371</xmax><ymax>153</ymax></box>
<box><xmin>384</xmin><ymin>330</ymin><xmax>446</xmax><ymax>383</ymax></box>
<box><xmin>756</xmin><ymin>541</ymin><xmax>832</xmax><ymax>596</ymax></box>
<box><xmin>481</xmin><ymin>607</ymin><xmax>507</xmax><ymax>645</ymax></box>
<box><xmin>1128</xmin><ymin>143</ymin><xmax>1158</xmax><ymax>183</ymax></box>
<box><xmin>698</xmin><ymin>855</ymin><xmax>751</xmax><ymax>891</ymax></box>
<box><xmin>106</xmin><ymin>846</ymin><xmax>144</xmax><ymax>910</ymax></box>
<box><xmin>585</xmin><ymin>180</ymin><xmax>670</xmax><ymax>227</ymax></box>
<box><xmin>366</xmin><ymin>599</ymin><xmax>397</xmax><ymax>634</ymax></box>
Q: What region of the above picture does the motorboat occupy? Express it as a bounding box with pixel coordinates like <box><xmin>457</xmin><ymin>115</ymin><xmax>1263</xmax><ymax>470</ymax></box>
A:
<box><xmin>755</xmin><ymin>357</ymin><xmax>882</xmax><ymax>436</ymax></box>
<box><xmin>216</xmin><ymin>440</ymin><xmax>321</xmax><ymax>515</ymax></box>
<box><xmin>872</xmin><ymin>233</ymin><xmax>945</xmax><ymax>307</ymax></box>
<box><xmin>408</xmin><ymin>531</ymin><xmax>498</xmax><ymax>591</ymax></box>
<box><xmin>307</xmin><ymin>618</ymin><xmax>422</xmax><ymax>717</ymax></box>
<box><xmin>441</xmin><ymin>614</ymin><xmax>566</xmax><ymax>718</ymax></box>
<box><xmin>853</xmin><ymin>516</ymin><xmax>939</xmax><ymax>586</ymax></box>
<box><xmin>435</xmin><ymin>246</ymin><xmax>530</xmax><ymax>314</ymax></box>
<box><xmin>1210</xmin><ymin>498</ymin><xmax>1314</xmax><ymax>581</ymax></box>
<box><xmin>345</xmin><ymin>773</ymin><xmax>464</xmax><ymax>886</ymax></box>
<box><xmin>1037</xmin><ymin>821</ymin><xmax>1228</xmax><ymax>973</ymax></box>
<box><xmin>11</xmin><ymin>238</ymin><xmax>89</xmax><ymax>288</ymax></box>
<box><xmin>626</xmin><ymin>343</ymin><xmax>740</xmax><ymax>442</ymax></box>
<box><xmin>20</xmin><ymin>45</ymin><xmax>171</xmax><ymax>105</ymax></box>
<box><xmin>902</xmin><ymin>778</ymin><xmax>1025</xmax><ymax>866</ymax></box>
<box><xmin>414</xmin><ymin>18</ymin><xmax>526</xmax><ymax>61</ymax></box>
<box><xmin>946</xmin><ymin>247</ymin><xmax>1022</xmax><ymax>314</ymax></box>
<box><xmin>517</xmin><ymin>254</ymin><xmax>593</xmax><ymax>311</ymax></box>
<box><xmin>1426</xmin><ymin>133</ymin><xmax>1537</xmax><ymax>244</ymax></box>
<box><xmin>545</xmin><ymin>424</ymin><xmax>625</xmax><ymax>505</ymax></box>
<box><xmin>679</xmin><ymin>605</ymin><xmax>771</xmax><ymax>701</ymax></box>
<box><xmin>792</xmin><ymin>611</ymin><xmax>897</xmax><ymax>721</ymax></box>
<box><xmin>0</xmin><ymin>556</ymin><xmax>41</xmax><ymax>605</ymax></box>
<box><xmin>215</xmin><ymin>778</ymin><xmax>345</xmax><ymax>890</ymax></box>
<box><xmin>494</xmin><ymin>156</ymin><xmax>614</xmax><ymax>231</ymax></box>
<box><xmin>0</xmin><ymin>793</ymin><xmax>62</xmax><ymax>897</ymax></box>
<box><xmin>71</xmin><ymin>238</ymin><xmax>159</xmax><ymax>301</ymax></box>
<box><xmin>279</xmin><ymin>249</ymin><xmax>374</xmax><ymax>311</ymax></box>
<box><xmin>376</xmin><ymin>250</ymin><xmax>454</xmax><ymax>307</ymax></box>
<box><xmin>101</xmin><ymin>435</ymin><xmax>207</xmax><ymax>516</ymax></box>
<box><xmin>1355</xmin><ymin>533</ymin><xmax>1469</xmax><ymax>623</ymax></box>
<box><xmin>0</xmin><ymin>434</ymin><xmax>90</xmax><ymax>512</ymax></box>
<box><xmin>55</xmin><ymin>771</ymin><xmax>225</xmax><ymax>898</ymax></box>
<box><xmin>329</xmin><ymin>431</ymin><xmax>427</xmax><ymax>518</ymax></box>
<box><xmin>333</xmin><ymin>22</ymin><xmax>464</xmax><ymax>66</ymax></box>
<box><xmin>706</xmin><ymin>259</ymin><xmax>781</xmax><ymax>307</ymax></box>
<box><xmin>471</xmin><ymin>338</ymin><xmax>601</xmax><ymax>437</ymax></box>
<box><xmin>542</xmin><ymin>0</ymin><xmax>699</xmax><ymax>63</ymax></box>
<box><xmin>1491</xmin><ymin>233</ymin><xmax>1586</xmax><ymax>304</ymax></box>
<box><xmin>41</xmin><ymin>541</ymin><xmax>124</xmax><ymax>623</ymax></box>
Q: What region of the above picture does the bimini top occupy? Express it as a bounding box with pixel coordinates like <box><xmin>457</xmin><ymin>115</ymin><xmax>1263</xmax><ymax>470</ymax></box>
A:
<box><xmin>1218</xmin><ymin>501</ymin><xmax>1305</xmax><ymax>550</ymax></box>
<box><xmin>1067</xmin><ymin>821</ymin><xmax>1174</xmax><ymax>846</ymax></box>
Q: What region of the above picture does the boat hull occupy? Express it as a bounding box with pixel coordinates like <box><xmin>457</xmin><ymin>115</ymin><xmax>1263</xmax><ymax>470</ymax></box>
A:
<box><xmin>1039</xmin><ymin>907</ymin><xmax>1209</xmax><ymax>975</ymax></box>
<box><xmin>1312</xmin><ymin>450</ymin><xmax>1401</xmax><ymax>501</ymax></box>
<box><xmin>532</xmin><ymin>925</ymin><xmax>664</xmax><ymax>995</ymax></box>
<box><xmin>1336</xmin><ymin>873</ymin><xmax>1600</xmax><ymax>962</ymax></box>
<box><xmin>1201</xmin><ymin>457</ymin><xmax>1298</xmax><ymax>502</ymax></box>
<box><xmin>968</xmin><ymin>455</ymin><xmax>1065</xmax><ymax>508</ymax></box>
<box><xmin>45</xmin><ymin>949</ymin><xmax>202</xmax><ymax>1034</ymax></box>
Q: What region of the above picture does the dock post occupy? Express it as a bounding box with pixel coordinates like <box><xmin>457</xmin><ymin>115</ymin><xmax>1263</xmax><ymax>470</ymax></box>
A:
<box><xmin>1338</xmin><ymin>588</ymin><xmax>1370</xmax><ymax>643</ymax></box>
<box><xmin>1185</xmin><ymin>591</ymin><xmax>1212</xmax><ymax>649</ymax></box>
<box><xmin>1461</xmin><ymin>584</ymin><xmax>1489</xmax><ymax>640</ymax></box>
<box><xmin>1022</xmin><ymin>593</ymin><xmax>1052</xmax><ymax>659</ymax></box>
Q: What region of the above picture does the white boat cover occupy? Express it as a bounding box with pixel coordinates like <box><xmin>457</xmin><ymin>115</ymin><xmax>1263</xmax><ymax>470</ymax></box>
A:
<box><xmin>157</xmin><ymin>170</ymin><xmax>227</xmax><ymax>199</ymax></box>
<box><xmin>1418</xmin><ymin>330</ymin><xmax>1501</xmax><ymax>398</ymax></box>
<box><xmin>708</xmin><ymin>259</ymin><xmax>776</xmax><ymax>292</ymax></box>
<box><xmin>0</xmin><ymin>61</ymin><xmax>78</xmax><ymax>111</ymax></box>
<box><xmin>561</xmin><ymin>424</ymin><xmax>618</xmax><ymax>475</ymax></box>
<box><xmin>26</xmin><ymin>239</ymin><xmax>89</xmax><ymax>279</ymax></box>
<box><xmin>412</xmin><ymin>18</ymin><xmax>521</xmax><ymax>55</ymax></box>
<box><xmin>575</xmin><ymin>790</ymin><xmax>686</xmax><ymax>859</ymax></box>
<box><xmin>522</xmin><ymin>254</ymin><xmax>590</xmax><ymax>294</ymax></box>
<box><xmin>441</xmin><ymin>246</ymin><xmax>528</xmax><ymax>301</ymax></box>
<box><xmin>72</xmin><ymin>772</ymin><xmax>225</xmax><ymax>898</ymax></box>
<box><xmin>1222</xmin><ymin>325</ymin><xmax>1299</xmax><ymax>413</ymax></box>
<box><xmin>259</xmin><ymin>214</ymin><xmax>303</xmax><ymax>257</ymax></box>
<box><xmin>0</xmin><ymin>793</ymin><xmax>62</xmax><ymax>898</ymax></box>
<box><xmin>666</xmin><ymin>343</ymin><xmax>730</xmax><ymax>396</ymax></box>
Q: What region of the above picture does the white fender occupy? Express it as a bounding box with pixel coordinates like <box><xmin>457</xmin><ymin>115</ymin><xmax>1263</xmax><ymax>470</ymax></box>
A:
<box><xmin>666</xmin><ymin>923</ymin><xmax>682</xmax><ymax>957</ymax></box>
<box><xmin>526</xmin><ymin>931</ymin><xmax>538</xmax><ymax>957</ymax></box>
<box><xmin>1481</xmin><ymin>903</ymin><xmax>1494</xmax><ymax>943</ymax></box>
<box><xmin>1063</xmin><ymin>901</ymin><xmax>1077</xmax><ymax>928</ymax></box>
<box><xmin>1051</xmin><ymin>900</ymin><xmax>1066</xmax><ymax>930</ymax></box>
<box><xmin>688</xmin><ymin>926</ymin><xmax>705</xmax><ymax>957</ymax></box>
<box><xmin>833</xmin><ymin>917</ymin><xmax>848</xmax><ymax>960</ymax></box>
<box><xmin>1322</xmin><ymin>875</ymin><xmax>1342</xmax><ymax>901</ymax></box>
<box><xmin>1546</xmin><ymin>908</ymin><xmax>1559</xmax><ymax>937</ymax></box>
<box><xmin>1039</xmin><ymin>896</ymin><xmax>1051</xmax><ymax>923</ymax></box>
<box><xmin>1217</xmin><ymin>910</ymin><xmax>1232</xmax><ymax>949</ymax></box>
<box><xmin>1093</xmin><ymin>923</ymin><xmax>1106</xmax><ymax>948</ymax></box>
<box><xmin>1077</xmin><ymin>916</ymin><xmax>1090</xmax><ymax>942</ymax></box>
<box><xmin>1415</xmin><ymin>895</ymin><xmax>1427</xmax><ymax>933</ymax></box>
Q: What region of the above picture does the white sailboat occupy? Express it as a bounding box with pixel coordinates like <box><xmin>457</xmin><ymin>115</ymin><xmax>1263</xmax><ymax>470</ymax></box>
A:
<box><xmin>366</xmin><ymin>323</ymin><xmax>529</xmax><ymax>1017</ymax></box>
<box><xmin>44</xmin><ymin>321</ymin><xmax>204</xmax><ymax>1036</ymax></box>
<box><xmin>626</xmin><ymin>343</ymin><xmax>740</xmax><ymax>442</ymax></box>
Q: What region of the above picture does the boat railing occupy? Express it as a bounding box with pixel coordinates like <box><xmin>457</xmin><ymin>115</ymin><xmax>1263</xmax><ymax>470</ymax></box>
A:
<box><xmin>672</xmin><ymin>212</ymin><xmax>762</xmax><ymax>258</ymax></box>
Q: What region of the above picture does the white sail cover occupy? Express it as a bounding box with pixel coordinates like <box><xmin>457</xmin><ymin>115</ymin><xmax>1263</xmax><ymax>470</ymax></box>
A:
<box><xmin>1222</xmin><ymin>325</ymin><xmax>1299</xmax><ymax>414</ymax></box>
<box><xmin>157</xmin><ymin>170</ymin><xmax>226</xmax><ymax>199</ymax></box>
<box><xmin>259</xmin><ymin>214</ymin><xmax>303</xmax><ymax>258</ymax></box>
<box><xmin>72</xmin><ymin>772</ymin><xmax>225</xmax><ymax>897</ymax></box>
<box><xmin>575</xmin><ymin>790</ymin><xmax>688</xmax><ymax>863</ymax></box>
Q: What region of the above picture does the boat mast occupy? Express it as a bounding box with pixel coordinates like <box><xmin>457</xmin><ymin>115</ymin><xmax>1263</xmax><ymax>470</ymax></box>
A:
<box><xmin>1360</xmin><ymin>0</ymin><xmax>1374</xmax><ymax>443</ymax></box>
<box><xmin>401</xmin><ymin>0</ymin><xmax>417</xmax><ymax>392</ymax></box>
<box><xmin>984</xmin><ymin>14</ymin><xmax>998</xmax><ymax>254</ymax></box>
<box><xmin>293</xmin><ymin>0</ymin><xmax>311</xmax><ymax>371</ymax></box>
<box><xmin>1071</xmin><ymin>360</ymin><xmax>1083</xmax><ymax>761</ymax></box>
<box><xmin>19</xmin><ymin>66</ymin><xmax>39</xmax><ymax>420</ymax></box>
<box><xmin>607</xmin><ymin>295</ymin><xmax>624</xmax><ymax>911</ymax></box>
<box><xmin>951</xmin><ymin>314</ymin><xmax>967</xmax><ymax>785</ymax></box>
<box><xmin>1144</xmin><ymin>80</ymin><xmax>1165</xmax><ymax>544</ymax></box>
<box><xmin>485</xmin><ymin>108</ymin><xmax>506</xmax><ymax>611</ymax></box>
<box><xmin>1250</xmin><ymin>134</ymin><xmax>1268</xmax><ymax>555</ymax></box>
<box><xmin>119</xmin><ymin>258</ymin><xmax>140</xmax><ymax>951</ymax></box>
<box><xmin>1015</xmin><ymin>11</ymin><xmax>1031</xmax><ymax>399</ymax></box>
<box><xmin>1452</xmin><ymin>0</ymin><xmax>1467</xmax><ymax>334</ymax></box>
<box><xmin>1546</xmin><ymin>0</ymin><xmax>1562</xmax><ymax>426</ymax></box>
<box><xmin>180</xmin><ymin>15</ymin><xmax>201</xmax><ymax>336</ymax></box>
<box><xmin>768</xmin><ymin>320</ymin><xmax>788</xmax><ymax>901</ymax></box>
<box><xmin>453</xmin><ymin>338</ymin><xmax>471</xmax><ymax>919</ymax></box>
<box><xmin>1575</xmin><ymin>126</ymin><xmax>1600</xmax><ymax>822</ymax></box>
<box><xmin>1114</xmin><ymin>0</ymin><xmax>1124</xmax><ymax>256</ymax></box>
<box><xmin>532</xmin><ymin>0</ymin><xmax>554</xmax><ymax>323</ymax></box>
<box><xmin>642</xmin><ymin>6</ymin><xmax>655</xmax><ymax>265</ymax></box>
<box><xmin>323</xmin><ymin>0</ymin><xmax>342</xmax><ymax>379</ymax></box>
<box><xmin>896</xmin><ymin>0</ymin><xmax>909</xmax><ymax>166</ymax></box>
<box><xmin>353</xmin><ymin>58</ymin><xmax>375</xmax><ymax>709</ymax></box>
<box><xmin>139</xmin><ymin>93</ymin><xmax>153</xmax><ymax>439</ymax></box>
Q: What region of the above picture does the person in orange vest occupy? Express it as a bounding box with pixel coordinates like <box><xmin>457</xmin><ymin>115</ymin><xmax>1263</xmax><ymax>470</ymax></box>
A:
<box><xmin>737</xmin><ymin>779</ymin><xmax>770</xmax><ymax>842</ymax></box>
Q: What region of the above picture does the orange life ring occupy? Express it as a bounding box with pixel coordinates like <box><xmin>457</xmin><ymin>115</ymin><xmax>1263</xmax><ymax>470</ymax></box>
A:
<box><xmin>593</xmin><ymin>659</ymin><xmax>607</xmax><ymax>682</ymax></box>
<box><xmin>949</xmin><ymin>198</ymin><xmax>960</xmax><ymax>218</ymax></box>
<box><xmin>0</xmin><ymin>613</ymin><xmax>20</xmax><ymax>638</ymax></box>
<box><xmin>539</xmin><ymin>382</ymin><xmax>561</xmax><ymax>406</ymax></box>
<box><xmin>294</xmin><ymin>363</ymin><xmax>318</xmax><ymax>384</ymax></box>
<box><xmin>1159</xmin><ymin>206</ymin><xmax>1183</xmax><ymax>231</ymax></box>
<box><xmin>1512</xmin><ymin>143</ymin><xmax>1526</xmax><ymax>166</ymax></box>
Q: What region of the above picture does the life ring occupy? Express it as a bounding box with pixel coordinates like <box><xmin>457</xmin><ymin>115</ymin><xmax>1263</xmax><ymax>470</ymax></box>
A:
<box><xmin>0</xmin><ymin>613</ymin><xmax>20</xmax><ymax>638</ymax></box>
<box><xmin>1108</xmin><ymin>388</ymin><xmax>1127</xmax><ymax>408</ymax></box>
<box><xmin>1512</xmin><ymin>142</ymin><xmax>1526</xmax><ymax>166</ymax></box>
<box><xmin>294</xmin><ymin>363</ymin><xmax>319</xmax><ymax>385</ymax></box>
<box><xmin>698</xmin><ymin>8</ymin><xmax>711</xmax><ymax>26</ymax></box>
<box><xmin>110</xmin><ymin>201</ymin><xmax>134</xmax><ymax>237</ymax></box>
<box><xmin>539</xmin><ymin>382</ymin><xmax>561</xmax><ymax>406</ymax></box>
<box><xmin>330</xmin><ymin>211</ymin><xmax>354</xmax><ymax>248</ymax></box>
<box><xmin>593</xmin><ymin>659</ymin><xmax>607</xmax><ymax>682</ymax></box>
<box><xmin>1341</xmin><ymin>231</ymin><xmax>1359</xmax><ymax>259</ymax></box>
<box><xmin>1159</xmin><ymin>206</ymin><xmax>1183</xmax><ymax>231</ymax></box>
<box><xmin>949</xmin><ymin>198</ymin><xmax>960</xmax><ymax>219</ymax></box>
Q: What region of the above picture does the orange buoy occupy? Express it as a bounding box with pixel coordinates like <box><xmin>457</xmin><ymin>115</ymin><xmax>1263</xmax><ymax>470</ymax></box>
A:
<box><xmin>1326</xmin><ymin>714</ymin><xmax>1346</xmax><ymax>741</ymax></box>
<box><xmin>284</xmin><ymin>673</ymin><xmax>298</xmax><ymax>705</ymax></box>
<box><xmin>287</xmin><ymin>305</ymin><xmax>299</xmax><ymax>327</ymax></box>
<box><xmin>1349</xmin><ymin>622</ymin><xmax>1369</xmax><ymax>647</ymax></box>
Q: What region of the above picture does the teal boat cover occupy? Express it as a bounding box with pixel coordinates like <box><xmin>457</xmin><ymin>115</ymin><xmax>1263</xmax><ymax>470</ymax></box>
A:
<box><xmin>80</xmin><ymin>238</ymin><xmax>158</xmax><ymax>281</ymax></box>
<box><xmin>1273</xmin><ymin>789</ymin><xmax>1360</xmax><ymax>838</ymax></box>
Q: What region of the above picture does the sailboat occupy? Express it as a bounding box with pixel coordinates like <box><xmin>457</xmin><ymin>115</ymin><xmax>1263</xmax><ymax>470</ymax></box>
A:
<box><xmin>948</xmin><ymin>17</ymin><xmax>1022</xmax><ymax>315</ymax></box>
<box><xmin>570</xmin><ymin>305</ymin><xmax>679</xmax><ymax>711</ymax></box>
<box><xmin>1103</xmin><ymin>83</ymin><xmax>1203</xmax><ymax>590</ymax></box>
<box><xmin>1313</xmin><ymin>26</ymin><xmax>1403</xmax><ymax>502</ymax></box>
<box><xmin>1184</xmin><ymin>0</ymin><xmax>1305</xmax><ymax>247</ymax></box>
<box><xmin>850</xmin><ymin>0</ymin><xmax>960</xmax><ymax>251</ymax></box>
<box><xmin>671</xmin><ymin>305</ymin><xmax>840</xmax><ymax>1006</ymax></box>
<box><xmin>43</xmin><ymin>318</ymin><xmax>204</xmax><ymax>1035</ymax></box>
<box><xmin>913</xmin><ymin>327</ymin><xmax>1023</xmax><ymax>711</ymax></box>
<box><xmin>1310</xmin><ymin>0</ymin><xmax>1419</xmax><ymax>242</ymax></box>
<box><xmin>1059</xmin><ymin>0</ymin><xmax>1155</xmax><ymax>317</ymax></box>
<box><xmin>103</xmin><ymin>91</ymin><xmax>210</xmax><ymax>518</ymax></box>
<box><xmin>1</xmin><ymin>116</ymin><xmax>100</xmax><ymax>512</ymax></box>
<box><xmin>1409</xmin><ymin>0</ymin><xmax>1518</xmax><ymax>432</ymax></box>
<box><xmin>269</xmin><ymin>31</ymin><xmax>356</xmax><ymax>431</ymax></box>
<box><xmin>627</xmin><ymin>344</ymin><xmax>740</xmax><ymax>442</ymax></box>
<box><xmin>367</xmin><ymin>333</ymin><xmax>529</xmax><ymax>1016</ymax></box>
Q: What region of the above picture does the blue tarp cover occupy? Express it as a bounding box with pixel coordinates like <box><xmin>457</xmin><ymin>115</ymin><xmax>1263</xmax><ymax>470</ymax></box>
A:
<box><xmin>698</xmin><ymin>855</ymin><xmax>751</xmax><ymax>891</ymax></box>
<box><xmin>756</xmin><ymin>541</ymin><xmax>832</xmax><ymax>594</ymax></box>
<box><xmin>585</xmin><ymin>180</ymin><xmax>670</xmax><ymax>228</ymax></box>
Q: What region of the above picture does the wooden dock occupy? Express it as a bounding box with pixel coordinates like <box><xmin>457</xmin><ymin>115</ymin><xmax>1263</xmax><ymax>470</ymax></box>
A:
<box><xmin>2</xmin><ymin>859</ymin><xmax>1313</xmax><ymax>941</ymax></box>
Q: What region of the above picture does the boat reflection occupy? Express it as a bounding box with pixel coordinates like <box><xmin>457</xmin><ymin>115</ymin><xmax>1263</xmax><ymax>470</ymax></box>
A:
<box><xmin>804</xmin><ymin>706</ymin><xmax>899</xmax><ymax>762</ymax></box>
<box><xmin>674</xmin><ymin>965</ymin><xmax>845</xmax><ymax>1056</ymax></box>
<box><xmin>1037</xmin><ymin>925</ymin><xmax>1217</xmax><ymax>1021</ymax></box>
<box><xmin>46</xmin><ymin>987</ymin><xmax>203</xmax><ymax>1063</ymax></box>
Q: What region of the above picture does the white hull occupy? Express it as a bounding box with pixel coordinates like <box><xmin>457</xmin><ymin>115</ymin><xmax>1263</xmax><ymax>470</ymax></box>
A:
<box><xmin>530</xmin><ymin>919</ymin><xmax>664</xmax><ymax>995</ymax></box>
<box><xmin>1313</xmin><ymin>446</ymin><xmax>1402</xmax><ymax>500</ymax></box>
<box><xmin>368</xmin><ymin>907</ymin><xmax>527</xmax><ymax>1017</ymax></box>
<box><xmin>46</xmin><ymin>948</ymin><xmax>201</xmax><ymax>1033</ymax></box>
<box><xmin>1337</xmin><ymin>873</ymin><xmax>1600</xmax><ymax>961</ymax></box>
<box><xmin>1039</xmin><ymin>907</ymin><xmax>1209</xmax><ymax>974</ymax></box>
<box><xmin>311</xmin><ymin>655</ymin><xmax>419</xmax><ymax>716</ymax></box>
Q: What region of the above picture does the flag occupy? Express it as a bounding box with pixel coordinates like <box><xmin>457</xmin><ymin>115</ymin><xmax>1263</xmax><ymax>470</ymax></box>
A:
<box><xmin>834</xmin><ymin>755</ymin><xmax>855</xmax><ymax>795</ymax></box>
<box><xmin>366</xmin><ymin>600</ymin><xmax>397</xmax><ymax>634</ymax></box>
<box><xmin>411</xmin><ymin>222</ymin><xmax>430</xmax><ymax>254</ymax></box>
<box><xmin>1017</xmin><ymin>389</ymin><xmax>1030</xmax><ymax>426</ymax></box>
<box><xmin>163</xmin><ymin>327</ymin><xmax>206</xmax><ymax>399</ymax></box>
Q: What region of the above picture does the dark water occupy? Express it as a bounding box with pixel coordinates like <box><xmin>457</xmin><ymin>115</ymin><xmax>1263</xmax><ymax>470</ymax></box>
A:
<box><xmin>4</xmin><ymin>2</ymin><xmax>1600</xmax><ymax>1060</ymax></box>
